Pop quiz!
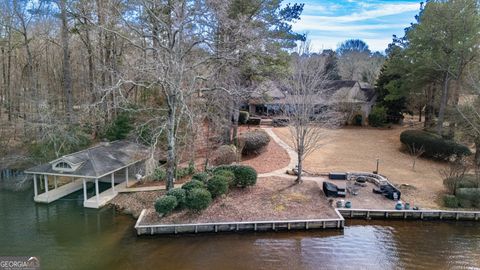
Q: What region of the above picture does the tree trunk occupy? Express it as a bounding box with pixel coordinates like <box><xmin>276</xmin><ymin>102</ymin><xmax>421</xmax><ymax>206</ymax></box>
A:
<box><xmin>60</xmin><ymin>0</ymin><xmax>73</xmax><ymax>123</ymax></box>
<box><xmin>166</xmin><ymin>97</ymin><xmax>176</xmax><ymax>191</ymax></box>
<box><xmin>296</xmin><ymin>149</ymin><xmax>303</xmax><ymax>183</ymax></box>
<box><xmin>436</xmin><ymin>73</ymin><xmax>450</xmax><ymax>135</ymax></box>
<box><xmin>418</xmin><ymin>106</ymin><xmax>422</xmax><ymax>122</ymax></box>
<box><xmin>424</xmin><ymin>84</ymin><xmax>435</xmax><ymax>128</ymax></box>
<box><xmin>232</xmin><ymin>101</ymin><xmax>239</xmax><ymax>146</ymax></box>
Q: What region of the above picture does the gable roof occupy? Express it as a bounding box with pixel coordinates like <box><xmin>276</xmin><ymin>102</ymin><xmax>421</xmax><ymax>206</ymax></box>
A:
<box><xmin>25</xmin><ymin>140</ymin><xmax>150</xmax><ymax>178</ymax></box>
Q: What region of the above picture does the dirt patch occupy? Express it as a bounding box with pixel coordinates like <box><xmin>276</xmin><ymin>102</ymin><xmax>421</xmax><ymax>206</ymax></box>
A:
<box><xmin>240</xmin><ymin>138</ymin><xmax>290</xmax><ymax>174</ymax></box>
<box><xmin>140</xmin><ymin>177</ymin><xmax>338</xmax><ymax>225</ymax></box>
<box><xmin>272</xmin><ymin>125</ymin><xmax>448</xmax><ymax>209</ymax></box>
<box><xmin>110</xmin><ymin>190</ymin><xmax>164</xmax><ymax>218</ymax></box>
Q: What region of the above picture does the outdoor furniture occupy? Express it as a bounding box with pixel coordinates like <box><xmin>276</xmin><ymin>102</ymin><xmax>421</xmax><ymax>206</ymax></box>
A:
<box><xmin>329</xmin><ymin>172</ymin><xmax>347</xmax><ymax>180</ymax></box>
<box><xmin>323</xmin><ymin>181</ymin><xmax>339</xmax><ymax>197</ymax></box>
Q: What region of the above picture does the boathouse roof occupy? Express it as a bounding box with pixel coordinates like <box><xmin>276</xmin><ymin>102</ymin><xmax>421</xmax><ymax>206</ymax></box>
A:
<box><xmin>25</xmin><ymin>140</ymin><xmax>150</xmax><ymax>178</ymax></box>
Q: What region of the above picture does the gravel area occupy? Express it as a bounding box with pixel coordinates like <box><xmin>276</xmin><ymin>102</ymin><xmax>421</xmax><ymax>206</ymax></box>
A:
<box><xmin>139</xmin><ymin>177</ymin><xmax>338</xmax><ymax>225</ymax></box>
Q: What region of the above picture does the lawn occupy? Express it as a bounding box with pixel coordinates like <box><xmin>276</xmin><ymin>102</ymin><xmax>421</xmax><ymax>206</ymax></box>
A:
<box><xmin>272</xmin><ymin>125</ymin><xmax>448</xmax><ymax>209</ymax></box>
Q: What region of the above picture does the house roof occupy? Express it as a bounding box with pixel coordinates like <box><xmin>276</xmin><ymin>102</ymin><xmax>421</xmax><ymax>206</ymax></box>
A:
<box><xmin>249</xmin><ymin>80</ymin><xmax>376</xmax><ymax>105</ymax></box>
<box><xmin>25</xmin><ymin>140</ymin><xmax>150</xmax><ymax>178</ymax></box>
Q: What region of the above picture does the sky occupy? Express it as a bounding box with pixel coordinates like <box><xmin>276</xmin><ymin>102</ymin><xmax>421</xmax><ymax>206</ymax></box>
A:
<box><xmin>288</xmin><ymin>0</ymin><xmax>423</xmax><ymax>53</ymax></box>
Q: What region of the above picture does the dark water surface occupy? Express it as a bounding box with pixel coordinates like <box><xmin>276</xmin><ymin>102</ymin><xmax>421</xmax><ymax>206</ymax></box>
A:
<box><xmin>1</xmin><ymin>173</ymin><xmax>480</xmax><ymax>270</ymax></box>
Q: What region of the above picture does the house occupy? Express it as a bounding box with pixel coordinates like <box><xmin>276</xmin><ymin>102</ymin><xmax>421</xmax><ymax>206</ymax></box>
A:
<box><xmin>246</xmin><ymin>80</ymin><xmax>377</xmax><ymax>126</ymax></box>
<box><xmin>24</xmin><ymin>140</ymin><xmax>150</xmax><ymax>208</ymax></box>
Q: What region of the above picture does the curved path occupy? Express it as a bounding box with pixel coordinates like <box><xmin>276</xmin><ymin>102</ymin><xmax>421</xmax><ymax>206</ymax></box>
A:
<box><xmin>258</xmin><ymin>128</ymin><xmax>298</xmax><ymax>178</ymax></box>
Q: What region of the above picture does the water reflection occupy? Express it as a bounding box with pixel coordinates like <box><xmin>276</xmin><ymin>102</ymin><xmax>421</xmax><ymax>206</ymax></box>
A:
<box><xmin>1</xmin><ymin>173</ymin><xmax>480</xmax><ymax>270</ymax></box>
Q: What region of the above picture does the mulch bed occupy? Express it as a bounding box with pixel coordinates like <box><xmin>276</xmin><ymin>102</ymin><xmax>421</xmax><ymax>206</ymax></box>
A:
<box><xmin>240</xmin><ymin>133</ymin><xmax>290</xmax><ymax>174</ymax></box>
<box><xmin>139</xmin><ymin>177</ymin><xmax>338</xmax><ymax>225</ymax></box>
<box><xmin>110</xmin><ymin>190</ymin><xmax>165</xmax><ymax>218</ymax></box>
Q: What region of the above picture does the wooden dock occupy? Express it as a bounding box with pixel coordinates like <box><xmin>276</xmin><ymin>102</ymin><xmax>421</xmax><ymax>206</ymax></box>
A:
<box><xmin>134</xmin><ymin>209</ymin><xmax>345</xmax><ymax>235</ymax></box>
<box><xmin>338</xmin><ymin>208</ymin><xmax>480</xmax><ymax>221</ymax></box>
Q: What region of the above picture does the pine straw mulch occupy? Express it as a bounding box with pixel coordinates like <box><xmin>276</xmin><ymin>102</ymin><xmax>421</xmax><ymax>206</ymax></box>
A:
<box><xmin>139</xmin><ymin>177</ymin><xmax>338</xmax><ymax>225</ymax></box>
<box><xmin>110</xmin><ymin>190</ymin><xmax>165</xmax><ymax>218</ymax></box>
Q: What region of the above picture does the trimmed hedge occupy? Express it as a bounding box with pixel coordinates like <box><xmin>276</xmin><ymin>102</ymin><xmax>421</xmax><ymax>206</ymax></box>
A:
<box><xmin>166</xmin><ymin>188</ymin><xmax>187</xmax><ymax>209</ymax></box>
<box><xmin>181</xmin><ymin>179</ymin><xmax>206</xmax><ymax>191</ymax></box>
<box><xmin>213</xmin><ymin>170</ymin><xmax>235</xmax><ymax>186</ymax></box>
<box><xmin>186</xmin><ymin>188</ymin><xmax>212</xmax><ymax>212</ymax></box>
<box><xmin>456</xmin><ymin>188</ymin><xmax>480</xmax><ymax>208</ymax></box>
<box><xmin>239</xmin><ymin>111</ymin><xmax>249</xmax><ymax>124</ymax></box>
<box><xmin>207</xmin><ymin>176</ymin><xmax>229</xmax><ymax>198</ymax></box>
<box><xmin>192</xmin><ymin>172</ymin><xmax>210</xmax><ymax>183</ymax></box>
<box><xmin>400</xmin><ymin>130</ymin><xmax>471</xmax><ymax>160</ymax></box>
<box><xmin>240</xmin><ymin>130</ymin><xmax>270</xmax><ymax>155</ymax></box>
<box><xmin>213</xmin><ymin>165</ymin><xmax>257</xmax><ymax>188</ymax></box>
<box><xmin>154</xmin><ymin>195</ymin><xmax>178</xmax><ymax>215</ymax></box>
<box><xmin>211</xmin><ymin>145</ymin><xmax>237</xmax><ymax>166</ymax></box>
<box><xmin>443</xmin><ymin>194</ymin><xmax>459</xmax><ymax>208</ymax></box>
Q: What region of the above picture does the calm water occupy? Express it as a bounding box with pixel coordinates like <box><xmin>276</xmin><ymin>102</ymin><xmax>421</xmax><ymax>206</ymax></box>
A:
<box><xmin>1</xmin><ymin>172</ymin><xmax>480</xmax><ymax>270</ymax></box>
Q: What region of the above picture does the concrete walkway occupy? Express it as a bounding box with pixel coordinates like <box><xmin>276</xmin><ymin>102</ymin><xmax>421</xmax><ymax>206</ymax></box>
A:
<box><xmin>259</xmin><ymin>128</ymin><xmax>298</xmax><ymax>178</ymax></box>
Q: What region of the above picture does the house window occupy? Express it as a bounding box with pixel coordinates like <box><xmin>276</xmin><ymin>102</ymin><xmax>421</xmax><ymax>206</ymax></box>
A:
<box><xmin>55</xmin><ymin>162</ymin><xmax>71</xmax><ymax>170</ymax></box>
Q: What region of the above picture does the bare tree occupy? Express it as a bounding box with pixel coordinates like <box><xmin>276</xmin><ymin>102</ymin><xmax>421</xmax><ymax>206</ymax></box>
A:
<box><xmin>408</xmin><ymin>143</ymin><xmax>425</xmax><ymax>171</ymax></box>
<box><xmin>284</xmin><ymin>42</ymin><xmax>341</xmax><ymax>183</ymax></box>
<box><xmin>440</xmin><ymin>157</ymin><xmax>469</xmax><ymax>196</ymax></box>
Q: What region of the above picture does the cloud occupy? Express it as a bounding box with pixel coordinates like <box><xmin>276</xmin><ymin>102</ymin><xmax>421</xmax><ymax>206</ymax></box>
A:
<box><xmin>289</xmin><ymin>1</ymin><xmax>420</xmax><ymax>52</ymax></box>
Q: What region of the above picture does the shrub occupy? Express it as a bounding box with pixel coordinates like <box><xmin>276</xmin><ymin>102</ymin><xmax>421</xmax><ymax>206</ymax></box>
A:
<box><xmin>247</xmin><ymin>117</ymin><xmax>261</xmax><ymax>125</ymax></box>
<box><xmin>181</xmin><ymin>179</ymin><xmax>206</xmax><ymax>191</ymax></box>
<box><xmin>152</xmin><ymin>167</ymin><xmax>166</xmax><ymax>181</ymax></box>
<box><xmin>186</xmin><ymin>188</ymin><xmax>212</xmax><ymax>211</ymax></box>
<box><xmin>443</xmin><ymin>195</ymin><xmax>459</xmax><ymax>208</ymax></box>
<box><xmin>400</xmin><ymin>130</ymin><xmax>472</xmax><ymax>160</ymax></box>
<box><xmin>192</xmin><ymin>172</ymin><xmax>210</xmax><ymax>183</ymax></box>
<box><xmin>154</xmin><ymin>195</ymin><xmax>178</xmax><ymax>215</ymax></box>
<box><xmin>166</xmin><ymin>188</ymin><xmax>187</xmax><ymax>209</ymax></box>
<box><xmin>207</xmin><ymin>176</ymin><xmax>229</xmax><ymax>198</ymax></box>
<box><xmin>456</xmin><ymin>188</ymin><xmax>480</xmax><ymax>208</ymax></box>
<box><xmin>104</xmin><ymin>112</ymin><xmax>133</xmax><ymax>141</ymax></box>
<box><xmin>272</xmin><ymin>118</ymin><xmax>289</xmax><ymax>127</ymax></box>
<box><xmin>213</xmin><ymin>165</ymin><xmax>257</xmax><ymax>188</ymax></box>
<box><xmin>211</xmin><ymin>145</ymin><xmax>237</xmax><ymax>166</ymax></box>
<box><xmin>239</xmin><ymin>111</ymin><xmax>249</xmax><ymax>124</ymax></box>
<box><xmin>176</xmin><ymin>167</ymin><xmax>191</xmax><ymax>179</ymax></box>
<box><xmin>213</xmin><ymin>170</ymin><xmax>235</xmax><ymax>186</ymax></box>
<box><xmin>368</xmin><ymin>106</ymin><xmax>387</xmax><ymax>127</ymax></box>
<box><xmin>239</xmin><ymin>130</ymin><xmax>270</xmax><ymax>155</ymax></box>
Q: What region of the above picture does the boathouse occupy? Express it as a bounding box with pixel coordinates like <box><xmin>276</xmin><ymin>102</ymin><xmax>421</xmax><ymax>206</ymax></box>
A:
<box><xmin>24</xmin><ymin>140</ymin><xmax>150</xmax><ymax>208</ymax></box>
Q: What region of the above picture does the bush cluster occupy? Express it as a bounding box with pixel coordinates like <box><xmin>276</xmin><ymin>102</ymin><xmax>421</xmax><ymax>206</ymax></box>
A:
<box><xmin>368</xmin><ymin>106</ymin><xmax>387</xmax><ymax>127</ymax></box>
<box><xmin>443</xmin><ymin>195</ymin><xmax>459</xmax><ymax>208</ymax></box>
<box><xmin>239</xmin><ymin>130</ymin><xmax>270</xmax><ymax>155</ymax></box>
<box><xmin>239</xmin><ymin>111</ymin><xmax>250</xmax><ymax>124</ymax></box>
<box><xmin>213</xmin><ymin>165</ymin><xmax>257</xmax><ymax>187</ymax></box>
<box><xmin>166</xmin><ymin>188</ymin><xmax>187</xmax><ymax>209</ymax></box>
<box><xmin>456</xmin><ymin>188</ymin><xmax>480</xmax><ymax>208</ymax></box>
<box><xmin>186</xmin><ymin>188</ymin><xmax>212</xmax><ymax>211</ymax></box>
<box><xmin>207</xmin><ymin>175</ymin><xmax>229</xmax><ymax>198</ymax></box>
<box><xmin>181</xmin><ymin>179</ymin><xmax>205</xmax><ymax>191</ymax></box>
<box><xmin>213</xmin><ymin>170</ymin><xmax>235</xmax><ymax>186</ymax></box>
<box><xmin>211</xmin><ymin>145</ymin><xmax>237</xmax><ymax>166</ymax></box>
<box><xmin>192</xmin><ymin>172</ymin><xmax>210</xmax><ymax>183</ymax></box>
<box><xmin>400</xmin><ymin>130</ymin><xmax>471</xmax><ymax>160</ymax></box>
<box><xmin>154</xmin><ymin>195</ymin><xmax>178</xmax><ymax>216</ymax></box>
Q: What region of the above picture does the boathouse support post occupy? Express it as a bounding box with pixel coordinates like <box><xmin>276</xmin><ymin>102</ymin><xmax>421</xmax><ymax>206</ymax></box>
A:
<box><xmin>95</xmin><ymin>178</ymin><xmax>100</xmax><ymax>204</ymax></box>
<box><xmin>125</xmin><ymin>167</ymin><xmax>129</xmax><ymax>187</ymax></box>
<box><xmin>111</xmin><ymin>172</ymin><xmax>115</xmax><ymax>192</ymax></box>
<box><xmin>54</xmin><ymin>176</ymin><xmax>58</xmax><ymax>189</ymax></box>
<box><xmin>45</xmin><ymin>175</ymin><xmax>49</xmax><ymax>198</ymax></box>
<box><xmin>83</xmin><ymin>179</ymin><xmax>87</xmax><ymax>202</ymax></box>
<box><xmin>33</xmin><ymin>174</ymin><xmax>38</xmax><ymax>197</ymax></box>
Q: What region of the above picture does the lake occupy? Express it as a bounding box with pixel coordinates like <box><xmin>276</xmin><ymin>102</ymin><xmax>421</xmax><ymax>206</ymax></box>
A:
<box><xmin>1</xmin><ymin>171</ymin><xmax>480</xmax><ymax>269</ymax></box>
